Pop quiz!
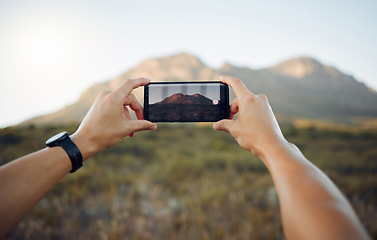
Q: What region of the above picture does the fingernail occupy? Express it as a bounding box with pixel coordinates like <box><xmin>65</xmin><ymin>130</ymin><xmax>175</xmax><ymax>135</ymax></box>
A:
<box><xmin>213</xmin><ymin>122</ymin><xmax>219</xmax><ymax>130</ymax></box>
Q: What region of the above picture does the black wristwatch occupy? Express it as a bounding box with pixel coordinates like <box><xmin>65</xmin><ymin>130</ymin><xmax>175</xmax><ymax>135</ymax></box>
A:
<box><xmin>46</xmin><ymin>131</ymin><xmax>83</xmax><ymax>173</ymax></box>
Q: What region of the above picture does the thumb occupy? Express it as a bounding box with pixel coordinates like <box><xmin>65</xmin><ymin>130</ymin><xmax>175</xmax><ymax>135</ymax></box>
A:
<box><xmin>126</xmin><ymin>120</ymin><xmax>157</xmax><ymax>135</ymax></box>
<box><xmin>213</xmin><ymin>119</ymin><xmax>234</xmax><ymax>132</ymax></box>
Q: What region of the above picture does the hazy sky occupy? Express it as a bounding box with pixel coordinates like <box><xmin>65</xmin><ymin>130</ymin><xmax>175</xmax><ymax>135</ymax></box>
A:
<box><xmin>0</xmin><ymin>0</ymin><xmax>376</xmax><ymax>127</ymax></box>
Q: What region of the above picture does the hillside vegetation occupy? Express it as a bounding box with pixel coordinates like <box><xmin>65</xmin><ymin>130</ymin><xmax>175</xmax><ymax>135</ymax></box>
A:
<box><xmin>1</xmin><ymin>124</ymin><xmax>377</xmax><ymax>239</ymax></box>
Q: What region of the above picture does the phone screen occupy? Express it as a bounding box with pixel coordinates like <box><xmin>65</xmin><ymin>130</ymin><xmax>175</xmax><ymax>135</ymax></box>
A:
<box><xmin>144</xmin><ymin>81</ymin><xmax>229</xmax><ymax>122</ymax></box>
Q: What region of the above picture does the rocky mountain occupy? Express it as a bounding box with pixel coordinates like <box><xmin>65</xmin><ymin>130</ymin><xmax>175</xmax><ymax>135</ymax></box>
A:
<box><xmin>220</xmin><ymin>57</ymin><xmax>377</xmax><ymax>121</ymax></box>
<box><xmin>155</xmin><ymin>93</ymin><xmax>214</xmax><ymax>105</ymax></box>
<box><xmin>21</xmin><ymin>52</ymin><xmax>377</xmax><ymax>126</ymax></box>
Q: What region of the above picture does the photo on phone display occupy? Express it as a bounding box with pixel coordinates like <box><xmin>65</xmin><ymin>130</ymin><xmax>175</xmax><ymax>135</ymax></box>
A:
<box><xmin>144</xmin><ymin>81</ymin><xmax>229</xmax><ymax>122</ymax></box>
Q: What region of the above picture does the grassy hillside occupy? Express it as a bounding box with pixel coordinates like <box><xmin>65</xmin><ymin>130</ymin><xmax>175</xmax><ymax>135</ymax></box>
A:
<box><xmin>1</xmin><ymin>124</ymin><xmax>376</xmax><ymax>239</ymax></box>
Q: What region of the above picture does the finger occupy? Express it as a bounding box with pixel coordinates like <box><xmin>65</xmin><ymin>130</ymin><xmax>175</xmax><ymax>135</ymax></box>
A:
<box><xmin>113</xmin><ymin>78</ymin><xmax>150</xmax><ymax>103</ymax></box>
<box><xmin>123</xmin><ymin>106</ymin><xmax>132</xmax><ymax>120</ymax></box>
<box><xmin>256</xmin><ymin>93</ymin><xmax>268</xmax><ymax>102</ymax></box>
<box><xmin>213</xmin><ymin>119</ymin><xmax>234</xmax><ymax>132</ymax></box>
<box><xmin>229</xmin><ymin>98</ymin><xmax>239</xmax><ymax>119</ymax></box>
<box><xmin>219</xmin><ymin>76</ymin><xmax>253</xmax><ymax>97</ymax></box>
<box><xmin>126</xmin><ymin>120</ymin><xmax>157</xmax><ymax>135</ymax></box>
<box><xmin>124</xmin><ymin>93</ymin><xmax>144</xmax><ymax>120</ymax></box>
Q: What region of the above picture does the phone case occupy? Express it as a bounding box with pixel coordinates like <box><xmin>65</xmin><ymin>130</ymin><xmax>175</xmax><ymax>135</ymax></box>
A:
<box><xmin>144</xmin><ymin>81</ymin><xmax>229</xmax><ymax>122</ymax></box>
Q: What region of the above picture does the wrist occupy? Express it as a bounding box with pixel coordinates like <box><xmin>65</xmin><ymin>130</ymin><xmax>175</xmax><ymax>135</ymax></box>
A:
<box><xmin>257</xmin><ymin>138</ymin><xmax>295</xmax><ymax>168</ymax></box>
<box><xmin>70</xmin><ymin>131</ymin><xmax>98</xmax><ymax>161</ymax></box>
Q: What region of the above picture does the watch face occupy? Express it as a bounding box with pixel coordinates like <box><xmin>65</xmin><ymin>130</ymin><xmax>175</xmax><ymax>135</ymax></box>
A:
<box><xmin>46</xmin><ymin>131</ymin><xmax>68</xmax><ymax>145</ymax></box>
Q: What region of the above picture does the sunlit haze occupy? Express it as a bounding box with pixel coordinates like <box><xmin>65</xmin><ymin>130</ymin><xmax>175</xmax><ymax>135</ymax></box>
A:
<box><xmin>0</xmin><ymin>0</ymin><xmax>376</xmax><ymax>127</ymax></box>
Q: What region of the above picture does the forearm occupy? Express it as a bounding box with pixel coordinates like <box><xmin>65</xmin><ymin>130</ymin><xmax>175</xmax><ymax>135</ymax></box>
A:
<box><xmin>261</xmin><ymin>141</ymin><xmax>370</xmax><ymax>240</ymax></box>
<box><xmin>0</xmin><ymin>147</ymin><xmax>71</xmax><ymax>238</ymax></box>
<box><xmin>0</xmin><ymin>78</ymin><xmax>155</xmax><ymax>238</ymax></box>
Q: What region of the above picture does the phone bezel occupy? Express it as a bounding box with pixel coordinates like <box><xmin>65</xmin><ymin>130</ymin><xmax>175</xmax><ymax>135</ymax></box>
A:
<box><xmin>144</xmin><ymin>81</ymin><xmax>230</xmax><ymax>122</ymax></box>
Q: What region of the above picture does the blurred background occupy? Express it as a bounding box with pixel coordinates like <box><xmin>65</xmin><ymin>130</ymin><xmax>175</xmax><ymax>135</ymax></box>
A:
<box><xmin>1</xmin><ymin>0</ymin><xmax>377</xmax><ymax>239</ymax></box>
<box><xmin>1</xmin><ymin>0</ymin><xmax>377</xmax><ymax>127</ymax></box>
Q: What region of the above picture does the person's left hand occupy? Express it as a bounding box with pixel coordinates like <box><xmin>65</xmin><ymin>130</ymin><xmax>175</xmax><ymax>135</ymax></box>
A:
<box><xmin>71</xmin><ymin>78</ymin><xmax>157</xmax><ymax>160</ymax></box>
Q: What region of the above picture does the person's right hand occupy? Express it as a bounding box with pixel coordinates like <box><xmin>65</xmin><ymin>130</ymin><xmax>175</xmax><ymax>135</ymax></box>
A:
<box><xmin>213</xmin><ymin>76</ymin><xmax>287</xmax><ymax>158</ymax></box>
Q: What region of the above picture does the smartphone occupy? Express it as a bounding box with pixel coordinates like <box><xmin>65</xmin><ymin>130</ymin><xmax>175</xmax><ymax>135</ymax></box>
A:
<box><xmin>144</xmin><ymin>81</ymin><xmax>230</xmax><ymax>122</ymax></box>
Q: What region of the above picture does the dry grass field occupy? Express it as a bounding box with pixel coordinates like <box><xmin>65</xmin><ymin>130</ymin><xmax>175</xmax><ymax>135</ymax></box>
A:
<box><xmin>1</xmin><ymin>124</ymin><xmax>376</xmax><ymax>239</ymax></box>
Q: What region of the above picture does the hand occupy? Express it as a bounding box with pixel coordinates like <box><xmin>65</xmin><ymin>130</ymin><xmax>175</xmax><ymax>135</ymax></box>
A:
<box><xmin>213</xmin><ymin>76</ymin><xmax>286</xmax><ymax>158</ymax></box>
<box><xmin>71</xmin><ymin>78</ymin><xmax>157</xmax><ymax>159</ymax></box>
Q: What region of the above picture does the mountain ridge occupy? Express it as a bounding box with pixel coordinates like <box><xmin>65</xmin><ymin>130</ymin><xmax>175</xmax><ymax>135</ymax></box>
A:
<box><xmin>20</xmin><ymin>52</ymin><xmax>377</xmax><ymax>127</ymax></box>
<box><xmin>154</xmin><ymin>93</ymin><xmax>214</xmax><ymax>105</ymax></box>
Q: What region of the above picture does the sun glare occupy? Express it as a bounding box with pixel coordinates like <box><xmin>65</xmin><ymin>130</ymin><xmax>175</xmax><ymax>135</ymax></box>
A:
<box><xmin>29</xmin><ymin>36</ymin><xmax>59</xmax><ymax>64</ymax></box>
<box><xmin>21</xmin><ymin>32</ymin><xmax>63</xmax><ymax>71</ymax></box>
<box><xmin>0</xmin><ymin>7</ymin><xmax>96</xmax><ymax>127</ymax></box>
<box><xmin>14</xmin><ymin>29</ymin><xmax>66</xmax><ymax>76</ymax></box>
<box><xmin>7</xmin><ymin>14</ymin><xmax>82</xmax><ymax>76</ymax></box>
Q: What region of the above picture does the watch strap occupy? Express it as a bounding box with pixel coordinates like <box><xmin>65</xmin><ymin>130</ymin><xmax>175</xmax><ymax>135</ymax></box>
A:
<box><xmin>46</xmin><ymin>132</ymin><xmax>83</xmax><ymax>173</ymax></box>
<box><xmin>60</xmin><ymin>137</ymin><xmax>83</xmax><ymax>173</ymax></box>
